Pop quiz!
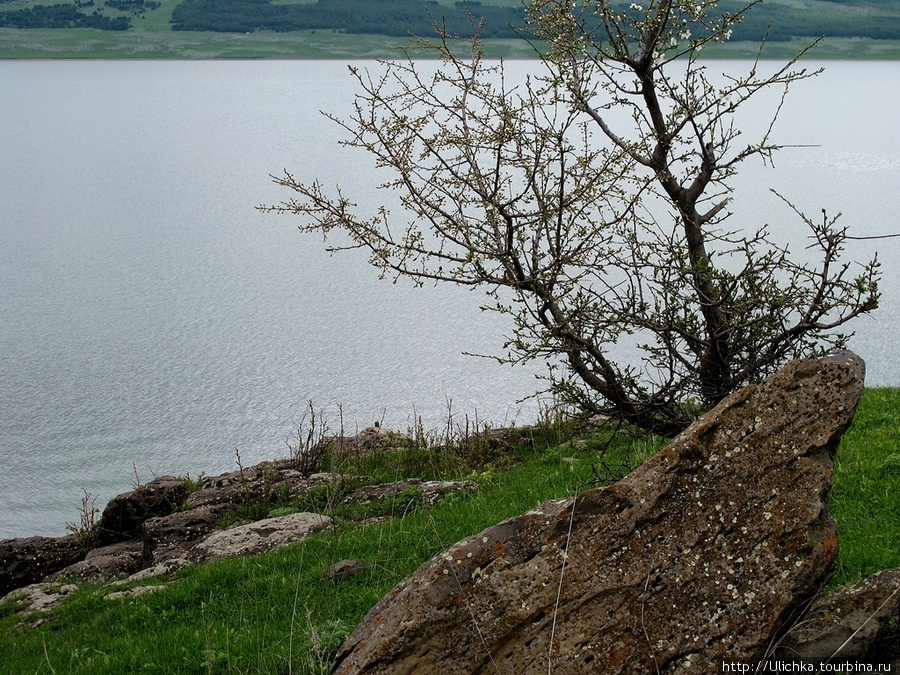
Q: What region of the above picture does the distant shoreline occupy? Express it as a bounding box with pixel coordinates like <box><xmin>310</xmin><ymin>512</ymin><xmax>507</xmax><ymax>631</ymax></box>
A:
<box><xmin>2</xmin><ymin>30</ymin><xmax>900</xmax><ymax>60</ymax></box>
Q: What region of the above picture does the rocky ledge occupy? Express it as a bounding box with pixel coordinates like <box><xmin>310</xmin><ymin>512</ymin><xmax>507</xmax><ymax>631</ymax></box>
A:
<box><xmin>2</xmin><ymin>351</ymin><xmax>898</xmax><ymax>670</ymax></box>
<box><xmin>0</xmin><ymin>425</ymin><xmax>475</xmax><ymax>599</ymax></box>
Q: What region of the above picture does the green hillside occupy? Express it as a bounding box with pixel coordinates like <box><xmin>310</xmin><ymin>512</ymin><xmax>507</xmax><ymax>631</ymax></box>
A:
<box><xmin>2</xmin><ymin>0</ymin><xmax>900</xmax><ymax>57</ymax></box>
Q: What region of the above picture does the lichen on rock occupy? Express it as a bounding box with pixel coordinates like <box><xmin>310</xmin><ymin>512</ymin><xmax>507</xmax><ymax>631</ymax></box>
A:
<box><xmin>332</xmin><ymin>350</ymin><xmax>866</xmax><ymax>674</ymax></box>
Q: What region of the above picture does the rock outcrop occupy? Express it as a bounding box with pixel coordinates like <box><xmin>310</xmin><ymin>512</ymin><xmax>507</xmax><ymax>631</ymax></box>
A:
<box><xmin>332</xmin><ymin>350</ymin><xmax>866</xmax><ymax>674</ymax></box>
<box><xmin>44</xmin><ymin>541</ymin><xmax>143</xmax><ymax>584</ymax></box>
<box><xmin>778</xmin><ymin>567</ymin><xmax>900</xmax><ymax>662</ymax></box>
<box><xmin>192</xmin><ymin>512</ymin><xmax>332</xmax><ymax>562</ymax></box>
<box><xmin>99</xmin><ymin>476</ymin><xmax>188</xmax><ymax>543</ymax></box>
<box><xmin>0</xmin><ymin>535</ymin><xmax>85</xmax><ymax>597</ymax></box>
<box><xmin>342</xmin><ymin>479</ymin><xmax>476</xmax><ymax>507</ymax></box>
<box><xmin>0</xmin><ymin>448</ymin><xmax>475</xmax><ymax>596</ymax></box>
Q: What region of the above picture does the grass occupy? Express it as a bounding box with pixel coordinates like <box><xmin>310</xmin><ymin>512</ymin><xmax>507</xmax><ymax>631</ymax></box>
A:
<box><xmin>0</xmin><ymin>390</ymin><xmax>897</xmax><ymax>674</ymax></box>
<box><xmin>830</xmin><ymin>388</ymin><xmax>900</xmax><ymax>586</ymax></box>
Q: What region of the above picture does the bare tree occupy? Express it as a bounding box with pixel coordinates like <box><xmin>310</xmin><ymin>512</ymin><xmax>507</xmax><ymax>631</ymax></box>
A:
<box><xmin>261</xmin><ymin>0</ymin><xmax>880</xmax><ymax>435</ymax></box>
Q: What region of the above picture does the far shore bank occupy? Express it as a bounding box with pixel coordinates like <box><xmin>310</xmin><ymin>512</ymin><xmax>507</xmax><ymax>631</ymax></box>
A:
<box><xmin>3</xmin><ymin>30</ymin><xmax>900</xmax><ymax>60</ymax></box>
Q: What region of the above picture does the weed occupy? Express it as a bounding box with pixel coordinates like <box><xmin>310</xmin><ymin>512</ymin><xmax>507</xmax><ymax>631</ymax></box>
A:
<box><xmin>877</xmin><ymin>453</ymin><xmax>900</xmax><ymax>476</ymax></box>
<box><xmin>66</xmin><ymin>488</ymin><xmax>100</xmax><ymax>551</ymax></box>
<box><xmin>288</xmin><ymin>401</ymin><xmax>332</xmax><ymax>477</ymax></box>
<box><xmin>298</xmin><ymin>611</ymin><xmax>351</xmax><ymax>675</ymax></box>
<box><xmin>267</xmin><ymin>506</ymin><xmax>298</xmax><ymax>519</ymax></box>
<box><xmin>0</xmin><ymin>595</ymin><xmax>28</xmax><ymax>620</ymax></box>
<box><xmin>176</xmin><ymin>472</ymin><xmax>205</xmax><ymax>495</ymax></box>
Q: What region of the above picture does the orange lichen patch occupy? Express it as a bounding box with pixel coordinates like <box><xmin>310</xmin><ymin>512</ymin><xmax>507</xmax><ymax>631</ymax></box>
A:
<box><xmin>823</xmin><ymin>534</ymin><xmax>839</xmax><ymax>559</ymax></box>
<box><xmin>604</xmin><ymin>638</ymin><xmax>635</xmax><ymax>670</ymax></box>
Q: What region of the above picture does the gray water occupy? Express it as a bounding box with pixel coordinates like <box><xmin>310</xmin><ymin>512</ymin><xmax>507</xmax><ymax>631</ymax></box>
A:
<box><xmin>1</xmin><ymin>60</ymin><xmax>898</xmax><ymax>540</ymax></box>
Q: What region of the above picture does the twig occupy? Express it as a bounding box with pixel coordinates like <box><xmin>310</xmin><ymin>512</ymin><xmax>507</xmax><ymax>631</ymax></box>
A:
<box><xmin>547</xmin><ymin>492</ymin><xmax>579</xmax><ymax>674</ymax></box>
<box><xmin>844</xmin><ymin>233</ymin><xmax>900</xmax><ymax>240</ymax></box>
<box><xmin>640</xmin><ymin>556</ymin><xmax>661</xmax><ymax>675</ymax></box>
<box><xmin>827</xmin><ymin>582</ymin><xmax>900</xmax><ymax>661</ymax></box>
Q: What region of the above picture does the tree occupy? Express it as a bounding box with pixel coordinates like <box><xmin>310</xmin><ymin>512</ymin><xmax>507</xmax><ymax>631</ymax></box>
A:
<box><xmin>262</xmin><ymin>0</ymin><xmax>880</xmax><ymax>435</ymax></box>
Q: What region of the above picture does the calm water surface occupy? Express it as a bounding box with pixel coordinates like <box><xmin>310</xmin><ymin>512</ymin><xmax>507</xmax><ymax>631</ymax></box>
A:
<box><xmin>1</xmin><ymin>60</ymin><xmax>898</xmax><ymax>539</ymax></box>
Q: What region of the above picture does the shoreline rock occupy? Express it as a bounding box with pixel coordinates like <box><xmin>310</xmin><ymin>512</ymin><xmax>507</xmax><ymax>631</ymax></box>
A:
<box><xmin>0</xmin><ymin>426</ymin><xmax>474</xmax><ymax>599</ymax></box>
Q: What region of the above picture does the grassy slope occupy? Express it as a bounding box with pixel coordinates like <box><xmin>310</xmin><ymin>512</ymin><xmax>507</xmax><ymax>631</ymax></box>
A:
<box><xmin>3</xmin><ymin>0</ymin><xmax>900</xmax><ymax>57</ymax></box>
<box><xmin>830</xmin><ymin>388</ymin><xmax>900</xmax><ymax>583</ymax></box>
<box><xmin>1</xmin><ymin>389</ymin><xmax>898</xmax><ymax>674</ymax></box>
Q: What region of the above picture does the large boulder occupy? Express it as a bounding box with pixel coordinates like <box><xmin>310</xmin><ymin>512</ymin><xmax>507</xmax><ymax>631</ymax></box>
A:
<box><xmin>98</xmin><ymin>475</ymin><xmax>188</xmax><ymax>542</ymax></box>
<box><xmin>140</xmin><ymin>505</ymin><xmax>222</xmax><ymax>567</ymax></box>
<box><xmin>0</xmin><ymin>535</ymin><xmax>85</xmax><ymax>597</ymax></box>
<box><xmin>45</xmin><ymin>540</ymin><xmax>144</xmax><ymax>584</ymax></box>
<box><xmin>332</xmin><ymin>350</ymin><xmax>865</xmax><ymax>674</ymax></box>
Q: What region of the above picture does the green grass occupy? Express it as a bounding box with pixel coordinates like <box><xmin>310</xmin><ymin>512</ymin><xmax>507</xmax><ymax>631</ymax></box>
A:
<box><xmin>0</xmin><ymin>390</ymin><xmax>897</xmax><ymax>674</ymax></box>
<box><xmin>830</xmin><ymin>388</ymin><xmax>900</xmax><ymax>586</ymax></box>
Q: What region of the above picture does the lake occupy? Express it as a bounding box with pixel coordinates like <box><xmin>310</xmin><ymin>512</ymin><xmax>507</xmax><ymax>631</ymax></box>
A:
<box><xmin>1</xmin><ymin>59</ymin><xmax>898</xmax><ymax>540</ymax></box>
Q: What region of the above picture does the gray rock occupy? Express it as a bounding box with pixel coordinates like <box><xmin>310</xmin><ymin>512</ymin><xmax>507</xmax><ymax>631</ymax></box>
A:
<box><xmin>192</xmin><ymin>512</ymin><xmax>332</xmax><ymax>562</ymax></box>
<box><xmin>3</xmin><ymin>582</ymin><xmax>79</xmax><ymax>614</ymax></box>
<box><xmin>0</xmin><ymin>535</ymin><xmax>85</xmax><ymax>597</ymax></box>
<box><xmin>323</xmin><ymin>559</ymin><xmax>370</xmax><ymax>582</ymax></box>
<box><xmin>110</xmin><ymin>558</ymin><xmax>191</xmax><ymax>585</ymax></box>
<box><xmin>141</xmin><ymin>505</ymin><xmax>222</xmax><ymax>566</ymax></box>
<box><xmin>321</xmin><ymin>426</ymin><xmax>412</xmax><ymax>461</ymax></box>
<box><xmin>45</xmin><ymin>540</ymin><xmax>143</xmax><ymax>583</ymax></box>
<box><xmin>332</xmin><ymin>351</ymin><xmax>865</xmax><ymax>674</ymax></box>
<box><xmin>105</xmin><ymin>585</ymin><xmax>164</xmax><ymax>601</ymax></box>
<box><xmin>343</xmin><ymin>479</ymin><xmax>475</xmax><ymax>507</ymax></box>
<box><xmin>99</xmin><ymin>475</ymin><xmax>188</xmax><ymax>542</ymax></box>
<box><xmin>778</xmin><ymin>567</ymin><xmax>900</xmax><ymax>660</ymax></box>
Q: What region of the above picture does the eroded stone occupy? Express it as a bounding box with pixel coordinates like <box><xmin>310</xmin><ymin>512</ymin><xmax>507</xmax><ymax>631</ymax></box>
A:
<box><xmin>778</xmin><ymin>567</ymin><xmax>900</xmax><ymax>660</ymax></box>
<box><xmin>0</xmin><ymin>535</ymin><xmax>85</xmax><ymax>597</ymax></box>
<box><xmin>333</xmin><ymin>351</ymin><xmax>866</xmax><ymax>674</ymax></box>
<box><xmin>192</xmin><ymin>512</ymin><xmax>332</xmax><ymax>562</ymax></box>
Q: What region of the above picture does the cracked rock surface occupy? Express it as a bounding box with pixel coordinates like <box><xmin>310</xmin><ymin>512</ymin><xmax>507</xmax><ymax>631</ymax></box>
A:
<box><xmin>333</xmin><ymin>351</ymin><xmax>866</xmax><ymax>674</ymax></box>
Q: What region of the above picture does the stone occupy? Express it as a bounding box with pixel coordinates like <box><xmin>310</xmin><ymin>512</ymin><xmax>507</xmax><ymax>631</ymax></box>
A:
<box><xmin>3</xmin><ymin>582</ymin><xmax>79</xmax><ymax>614</ymax></box>
<box><xmin>343</xmin><ymin>479</ymin><xmax>476</xmax><ymax>507</ymax></box>
<box><xmin>322</xmin><ymin>426</ymin><xmax>412</xmax><ymax>461</ymax></box>
<box><xmin>184</xmin><ymin>465</ymin><xmax>354</xmax><ymax>512</ymax></box>
<box><xmin>348</xmin><ymin>425</ymin><xmax>407</xmax><ymax>451</ymax></box>
<box><xmin>474</xmin><ymin>426</ymin><xmax>533</xmax><ymax>452</ymax></box>
<box><xmin>0</xmin><ymin>535</ymin><xmax>85</xmax><ymax>597</ymax></box>
<box><xmin>45</xmin><ymin>540</ymin><xmax>143</xmax><ymax>584</ymax></box>
<box><xmin>110</xmin><ymin>558</ymin><xmax>191</xmax><ymax>585</ymax></box>
<box><xmin>141</xmin><ymin>505</ymin><xmax>222</xmax><ymax>566</ymax></box>
<box><xmin>192</xmin><ymin>511</ymin><xmax>332</xmax><ymax>562</ymax></box>
<box><xmin>104</xmin><ymin>585</ymin><xmax>164</xmax><ymax>601</ymax></box>
<box><xmin>98</xmin><ymin>475</ymin><xmax>188</xmax><ymax>542</ymax></box>
<box><xmin>323</xmin><ymin>559</ymin><xmax>370</xmax><ymax>582</ymax></box>
<box><xmin>778</xmin><ymin>567</ymin><xmax>900</xmax><ymax>660</ymax></box>
<box><xmin>128</xmin><ymin>557</ymin><xmax>191</xmax><ymax>582</ymax></box>
<box><xmin>332</xmin><ymin>350</ymin><xmax>865</xmax><ymax>674</ymax></box>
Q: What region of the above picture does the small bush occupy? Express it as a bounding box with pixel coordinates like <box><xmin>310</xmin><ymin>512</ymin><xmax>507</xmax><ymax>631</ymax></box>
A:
<box><xmin>878</xmin><ymin>453</ymin><xmax>900</xmax><ymax>476</ymax></box>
